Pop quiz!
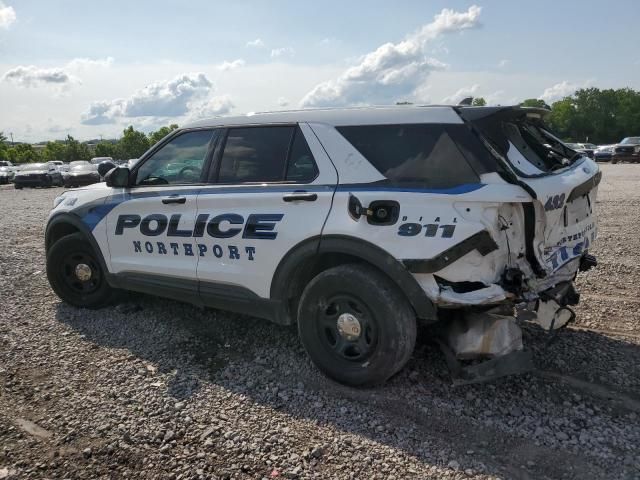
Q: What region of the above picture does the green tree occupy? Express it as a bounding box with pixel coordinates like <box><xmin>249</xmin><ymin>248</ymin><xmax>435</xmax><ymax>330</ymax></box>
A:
<box><xmin>0</xmin><ymin>132</ymin><xmax>7</xmax><ymax>160</ymax></box>
<box><xmin>520</xmin><ymin>98</ymin><xmax>550</xmax><ymax>109</ymax></box>
<box><xmin>63</xmin><ymin>135</ymin><xmax>91</xmax><ymax>162</ymax></box>
<box><xmin>12</xmin><ymin>144</ymin><xmax>41</xmax><ymax>164</ymax></box>
<box><xmin>119</xmin><ymin>126</ymin><xmax>150</xmax><ymax>159</ymax></box>
<box><xmin>41</xmin><ymin>141</ymin><xmax>66</xmax><ymax>161</ymax></box>
<box><xmin>471</xmin><ymin>97</ymin><xmax>486</xmax><ymax>106</ymax></box>
<box><xmin>148</xmin><ymin>124</ymin><xmax>179</xmax><ymax>145</ymax></box>
<box><xmin>545</xmin><ymin>88</ymin><xmax>640</xmax><ymax>144</ymax></box>
<box><xmin>95</xmin><ymin>141</ymin><xmax>119</xmax><ymax>158</ymax></box>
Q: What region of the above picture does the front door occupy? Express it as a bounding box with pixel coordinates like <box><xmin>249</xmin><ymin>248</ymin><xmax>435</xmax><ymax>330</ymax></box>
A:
<box><xmin>105</xmin><ymin>129</ymin><xmax>219</xmax><ymax>282</ymax></box>
<box><xmin>195</xmin><ymin>124</ymin><xmax>338</xmax><ymax>299</ymax></box>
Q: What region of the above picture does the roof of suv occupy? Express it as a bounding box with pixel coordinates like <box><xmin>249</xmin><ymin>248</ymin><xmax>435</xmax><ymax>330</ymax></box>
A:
<box><xmin>185</xmin><ymin>105</ymin><xmax>466</xmax><ymax>129</ymax></box>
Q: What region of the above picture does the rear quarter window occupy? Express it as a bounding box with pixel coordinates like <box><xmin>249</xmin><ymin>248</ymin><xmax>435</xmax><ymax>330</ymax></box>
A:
<box><xmin>336</xmin><ymin>124</ymin><xmax>484</xmax><ymax>188</ymax></box>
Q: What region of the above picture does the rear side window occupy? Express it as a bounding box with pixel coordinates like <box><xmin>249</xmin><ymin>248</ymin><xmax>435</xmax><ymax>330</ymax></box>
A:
<box><xmin>337</xmin><ymin>124</ymin><xmax>482</xmax><ymax>188</ymax></box>
<box><xmin>286</xmin><ymin>128</ymin><xmax>318</xmax><ymax>182</ymax></box>
<box><xmin>217</xmin><ymin>126</ymin><xmax>317</xmax><ymax>183</ymax></box>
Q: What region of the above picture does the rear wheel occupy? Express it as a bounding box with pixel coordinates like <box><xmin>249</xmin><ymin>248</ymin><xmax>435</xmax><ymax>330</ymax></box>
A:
<box><xmin>47</xmin><ymin>233</ymin><xmax>115</xmax><ymax>308</ymax></box>
<box><xmin>297</xmin><ymin>264</ymin><xmax>417</xmax><ymax>387</ymax></box>
<box><xmin>14</xmin><ymin>184</ymin><xmax>22</xmax><ymax>189</ymax></box>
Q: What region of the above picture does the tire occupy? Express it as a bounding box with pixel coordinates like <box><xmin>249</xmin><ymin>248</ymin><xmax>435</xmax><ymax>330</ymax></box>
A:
<box><xmin>46</xmin><ymin>232</ymin><xmax>115</xmax><ymax>308</ymax></box>
<box><xmin>14</xmin><ymin>184</ymin><xmax>22</xmax><ymax>189</ymax></box>
<box><xmin>297</xmin><ymin>264</ymin><xmax>417</xmax><ymax>387</ymax></box>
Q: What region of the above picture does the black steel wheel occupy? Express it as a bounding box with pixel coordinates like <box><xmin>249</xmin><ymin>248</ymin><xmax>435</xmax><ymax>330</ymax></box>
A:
<box><xmin>316</xmin><ymin>294</ymin><xmax>378</xmax><ymax>363</ymax></box>
<box><xmin>47</xmin><ymin>233</ymin><xmax>115</xmax><ymax>308</ymax></box>
<box><xmin>298</xmin><ymin>264</ymin><xmax>417</xmax><ymax>387</ymax></box>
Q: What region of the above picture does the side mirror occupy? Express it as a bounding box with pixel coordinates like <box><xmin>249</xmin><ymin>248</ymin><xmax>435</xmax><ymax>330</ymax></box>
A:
<box><xmin>105</xmin><ymin>167</ymin><xmax>130</xmax><ymax>188</ymax></box>
<box><xmin>97</xmin><ymin>160</ymin><xmax>117</xmax><ymax>177</ymax></box>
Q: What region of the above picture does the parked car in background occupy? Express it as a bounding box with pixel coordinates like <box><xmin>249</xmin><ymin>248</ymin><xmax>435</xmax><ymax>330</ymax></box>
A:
<box><xmin>48</xmin><ymin>160</ymin><xmax>64</xmax><ymax>167</ymax></box>
<box><xmin>612</xmin><ymin>137</ymin><xmax>640</xmax><ymax>163</ymax></box>
<box><xmin>0</xmin><ymin>160</ymin><xmax>15</xmax><ymax>168</ymax></box>
<box><xmin>14</xmin><ymin>162</ymin><xmax>64</xmax><ymax>189</ymax></box>
<box><xmin>90</xmin><ymin>156</ymin><xmax>114</xmax><ymax>165</ymax></box>
<box><xmin>594</xmin><ymin>145</ymin><xmax>614</xmax><ymax>162</ymax></box>
<box><xmin>63</xmin><ymin>162</ymin><xmax>101</xmax><ymax>188</ymax></box>
<box><xmin>0</xmin><ymin>165</ymin><xmax>15</xmax><ymax>184</ymax></box>
<box><xmin>566</xmin><ymin>143</ymin><xmax>596</xmax><ymax>159</ymax></box>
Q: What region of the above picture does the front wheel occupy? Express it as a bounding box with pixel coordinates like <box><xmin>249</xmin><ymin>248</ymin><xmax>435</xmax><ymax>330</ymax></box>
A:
<box><xmin>46</xmin><ymin>233</ymin><xmax>115</xmax><ymax>308</ymax></box>
<box><xmin>297</xmin><ymin>264</ymin><xmax>417</xmax><ymax>387</ymax></box>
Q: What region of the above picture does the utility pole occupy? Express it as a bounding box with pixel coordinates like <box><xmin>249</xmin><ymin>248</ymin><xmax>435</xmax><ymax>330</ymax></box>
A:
<box><xmin>10</xmin><ymin>132</ymin><xmax>14</xmax><ymax>145</ymax></box>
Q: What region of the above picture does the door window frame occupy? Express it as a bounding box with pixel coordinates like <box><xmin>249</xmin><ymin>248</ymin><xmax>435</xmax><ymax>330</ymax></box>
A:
<box><xmin>207</xmin><ymin>123</ymin><xmax>319</xmax><ymax>185</ymax></box>
<box><xmin>128</xmin><ymin>127</ymin><xmax>221</xmax><ymax>189</ymax></box>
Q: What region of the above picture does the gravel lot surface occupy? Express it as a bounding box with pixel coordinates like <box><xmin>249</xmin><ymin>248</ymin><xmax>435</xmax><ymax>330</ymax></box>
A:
<box><xmin>1</xmin><ymin>163</ymin><xmax>639</xmax><ymax>479</ymax></box>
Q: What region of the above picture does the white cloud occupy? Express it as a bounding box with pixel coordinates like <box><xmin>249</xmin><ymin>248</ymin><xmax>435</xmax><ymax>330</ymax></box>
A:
<box><xmin>277</xmin><ymin>97</ymin><xmax>289</xmax><ymax>107</ymax></box>
<box><xmin>539</xmin><ymin>80</ymin><xmax>585</xmax><ymax>103</ymax></box>
<box><xmin>217</xmin><ymin>59</ymin><xmax>246</xmax><ymax>71</ymax></box>
<box><xmin>246</xmin><ymin>38</ymin><xmax>265</xmax><ymax>48</ymax></box>
<box><xmin>484</xmin><ymin>89</ymin><xmax>505</xmax><ymax>105</ymax></box>
<box><xmin>300</xmin><ymin>5</ymin><xmax>481</xmax><ymax>108</ymax></box>
<box><xmin>441</xmin><ymin>84</ymin><xmax>480</xmax><ymax>104</ymax></box>
<box><xmin>81</xmin><ymin>73</ymin><xmax>224</xmax><ymax>125</ymax></box>
<box><xmin>66</xmin><ymin>57</ymin><xmax>114</xmax><ymax>71</ymax></box>
<box><xmin>0</xmin><ymin>2</ymin><xmax>16</xmax><ymax>29</ymax></box>
<box><xmin>189</xmin><ymin>94</ymin><xmax>235</xmax><ymax>119</ymax></box>
<box><xmin>2</xmin><ymin>65</ymin><xmax>72</xmax><ymax>87</ymax></box>
<box><xmin>1</xmin><ymin>57</ymin><xmax>113</xmax><ymax>89</ymax></box>
<box><xmin>271</xmin><ymin>47</ymin><xmax>295</xmax><ymax>58</ymax></box>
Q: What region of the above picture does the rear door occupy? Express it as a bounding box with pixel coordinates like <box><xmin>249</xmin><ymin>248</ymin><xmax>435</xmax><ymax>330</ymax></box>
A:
<box><xmin>195</xmin><ymin>124</ymin><xmax>337</xmax><ymax>299</ymax></box>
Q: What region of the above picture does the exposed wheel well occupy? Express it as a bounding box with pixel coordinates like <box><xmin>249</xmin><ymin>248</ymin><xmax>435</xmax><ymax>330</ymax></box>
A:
<box><xmin>279</xmin><ymin>251</ymin><xmax>418</xmax><ymax>326</ymax></box>
<box><xmin>46</xmin><ymin>221</ymin><xmax>82</xmax><ymax>250</ymax></box>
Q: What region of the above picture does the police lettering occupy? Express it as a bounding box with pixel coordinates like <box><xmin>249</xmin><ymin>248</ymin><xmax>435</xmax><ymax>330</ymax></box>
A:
<box><xmin>115</xmin><ymin>213</ymin><xmax>284</xmax><ymax>239</ymax></box>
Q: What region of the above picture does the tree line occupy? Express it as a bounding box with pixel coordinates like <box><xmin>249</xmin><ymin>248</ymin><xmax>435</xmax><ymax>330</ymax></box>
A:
<box><xmin>2</xmin><ymin>87</ymin><xmax>639</xmax><ymax>164</ymax></box>
<box><xmin>0</xmin><ymin>124</ymin><xmax>178</xmax><ymax>164</ymax></box>
<box><xmin>475</xmin><ymin>87</ymin><xmax>639</xmax><ymax>144</ymax></box>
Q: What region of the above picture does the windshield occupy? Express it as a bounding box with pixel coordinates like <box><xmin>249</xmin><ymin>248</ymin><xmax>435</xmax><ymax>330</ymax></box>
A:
<box><xmin>621</xmin><ymin>137</ymin><xmax>640</xmax><ymax>145</ymax></box>
<box><xmin>0</xmin><ymin>161</ymin><xmax>11</xmax><ymax>167</ymax></box>
<box><xmin>20</xmin><ymin>163</ymin><xmax>47</xmax><ymax>171</ymax></box>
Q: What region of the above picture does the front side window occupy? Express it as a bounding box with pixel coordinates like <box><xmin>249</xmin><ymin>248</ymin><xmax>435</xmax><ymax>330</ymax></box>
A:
<box><xmin>135</xmin><ymin>129</ymin><xmax>216</xmax><ymax>186</ymax></box>
<box><xmin>337</xmin><ymin>124</ymin><xmax>481</xmax><ymax>188</ymax></box>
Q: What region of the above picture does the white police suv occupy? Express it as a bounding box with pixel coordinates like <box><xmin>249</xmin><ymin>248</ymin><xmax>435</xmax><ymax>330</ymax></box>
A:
<box><xmin>46</xmin><ymin>105</ymin><xmax>600</xmax><ymax>386</ymax></box>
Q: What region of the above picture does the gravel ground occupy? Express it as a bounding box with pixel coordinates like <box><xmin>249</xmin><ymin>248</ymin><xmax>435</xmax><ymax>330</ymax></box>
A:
<box><xmin>0</xmin><ymin>163</ymin><xmax>639</xmax><ymax>480</ymax></box>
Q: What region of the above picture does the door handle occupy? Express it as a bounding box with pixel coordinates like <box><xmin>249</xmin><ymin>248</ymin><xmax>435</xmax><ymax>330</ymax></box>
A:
<box><xmin>162</xmin><ymin>195</ymin><xmax>187</xmax><ymax>204</ymax></box>
<box><xmin>282</xmin><ymin>191</ymin><xmax>318</xmax><ymax>202</ymax></box>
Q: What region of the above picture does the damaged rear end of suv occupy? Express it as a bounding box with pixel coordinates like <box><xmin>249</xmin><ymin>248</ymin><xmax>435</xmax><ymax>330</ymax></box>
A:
<box><xmin>428</xmin><ymin>106</ymin><xmax>600</xmax><ymax>383</ymax></box>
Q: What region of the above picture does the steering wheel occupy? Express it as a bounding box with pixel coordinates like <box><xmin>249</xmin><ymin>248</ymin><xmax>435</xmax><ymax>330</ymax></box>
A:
<box><xmin>178</xmin><ymin>165</ymin><xmax>200</xmax><ymax>180</ymax></box>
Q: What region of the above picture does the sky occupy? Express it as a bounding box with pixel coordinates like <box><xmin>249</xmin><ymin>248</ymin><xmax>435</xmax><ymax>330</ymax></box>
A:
<box><xmin>0</xmin><ymin>0</ymin><xmax>638</xmax><ymax>142</ymax></box>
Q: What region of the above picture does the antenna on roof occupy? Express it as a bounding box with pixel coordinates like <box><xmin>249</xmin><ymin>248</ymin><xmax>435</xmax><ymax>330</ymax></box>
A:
<box><xmin>458</xmin><ymin>97</ymin><xmax>473</xmax><ymax>106</ymax></box>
